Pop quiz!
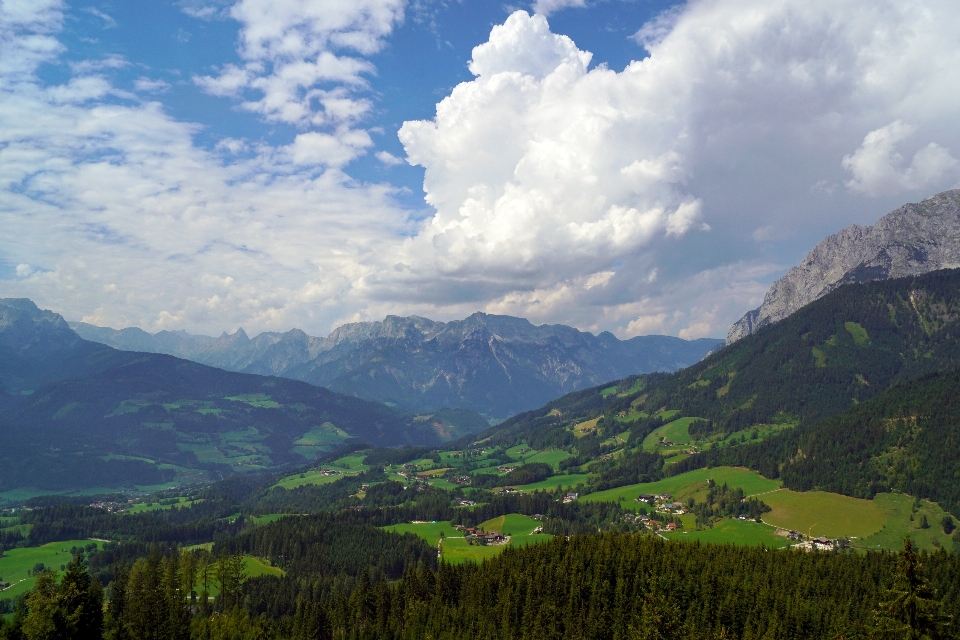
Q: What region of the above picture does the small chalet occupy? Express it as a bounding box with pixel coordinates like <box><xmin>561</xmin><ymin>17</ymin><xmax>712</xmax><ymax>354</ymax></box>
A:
<box><xmin>562</xmin><ymin>492</ymin><xmax>579</xmax><ymax>504</ymax></box>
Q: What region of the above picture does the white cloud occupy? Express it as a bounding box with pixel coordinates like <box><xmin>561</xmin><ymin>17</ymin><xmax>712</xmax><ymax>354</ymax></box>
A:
<box><xmin>842</xmin><ymin>121</ymin><xmax>959</xmax><ymax>196</ymax></box>
<box><xmin>134</xmin><ymin>77</ymin><xmax>171</xmax><ymax>93</ymax></box>
<box><xmin>83</xmin><ymin>7</ymin><xmax>117</xmax><ymax>29</ymax></box>
<box><xmin>375</xmin><ymin>150</ymin><xmax>404</xmax><ymax>166</ymax></box>
<box><xmin>193</xmin><ymin>0</ymin><xmax>404</xmax><ymax>127</ymax></box>
<box><xmin>530</xmin><ymin>0</ymin><xmax>586</xmax><ymax>18</ymax></box>
<box><xmin>5</xmin><ymin>0</ymin><xmax>960</xmax><ymax>342</ymax></box>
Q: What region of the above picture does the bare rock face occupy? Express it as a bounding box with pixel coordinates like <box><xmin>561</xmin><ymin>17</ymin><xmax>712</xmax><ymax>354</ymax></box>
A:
<box><xmin>727</xmin><ymin>189</ymin><xmax>960</xmax><ymax>343</ymax></box>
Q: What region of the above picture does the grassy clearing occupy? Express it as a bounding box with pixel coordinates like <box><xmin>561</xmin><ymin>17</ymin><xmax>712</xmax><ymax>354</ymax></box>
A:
<box><xmin>523</xmin><ymin>450</ymin><xmax>572</xmax><ymax>469</ymax></box>
<box><xmin>383</xmin><ymin>522</ymin><xmax>460</xmax><ymax>548</ymax></box>
<box><xmin>571</xmin><ymin>418</ymin><xmax>600</xmax><ymax>438</ymax></box>
<box><xmin>125</xmin><ymin>497</ymin><xmax>202</xmax><ymax>514</ymax></box>
<box><xmin>642</xmin><ymin>417</ymin><xmax>702</xmax><ymax>450</ymax></box>
<box><xmin>511</xmin><ymin>473</ymin><xmax>595</xmax><ymax>493</ymax></box>
<box><xmin>244</xmin><ymin>556</ymin><xmax>284</xmax><ymax>579</ymax></box>
<box><xmin>581</xmin><ymin>467</ymin><xmax>782</xmax><ymax>511</ymax></box>
<box><xmin>0</xmin><ymin>541</ymin><xmax>103</xmax><ymax>600</ymax></box>
<box><xmin>440</xmin><ymin>538</ymin><xmax>502</xmax><ymax>564</ymax></box>
<box><xmin>249</xmin><ymin>513</ymin><xmax>289</xmax><ymax>526</ymax></box>
<box><xmin>272</xmin><ymin>469</ymin><xmax>355</xmax><ymax>490</ymax></box>
<box><xmin>327</xmin><ymin>454</ymin><xmax>369</xmax><ymax>471</ymax></box>
<box><xmin>665</xmin><ymin>519</ymin><xmax>791</xmax><ymax>548</ymax></box>
<box><xmin>854</xmin><ymin>493</ymin><xmax>956</xmax><ymax>552</ymax></box>
<box><xmin>600</xmin><ymin>386</ymin><xmax>618</xmax><ymax>397</ymax></box>
<box><xmin>761</xmin><ymin>489</ymin><xmax>887</xmax><ymax>539</ymax></box>
<box><xmin>478</xmin><ymin>514</ymin><xmax>540</xmax><ymax>536</ymax></box>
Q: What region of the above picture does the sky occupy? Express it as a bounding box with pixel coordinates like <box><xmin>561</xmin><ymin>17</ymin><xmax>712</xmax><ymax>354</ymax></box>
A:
<box><xmin>2</xmin><ymin>0</ymin><xmax>960</xmax><ymax>340</ymax></box>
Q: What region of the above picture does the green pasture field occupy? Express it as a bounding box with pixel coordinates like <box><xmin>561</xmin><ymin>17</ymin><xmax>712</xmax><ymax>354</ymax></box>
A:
<box><xmin>524</xmin><ymin>450</ymin><xmax>573</xmax><ymax>469</ymax></box>
<box><xmin>327</xmin><ymin>454</ymin><xmax>369</xmax><ymax>471</ymax></box>
<box><xmin>272</xmin><ymin>468</ymin><xmax>356</xmax><ymax>490</ymax></box>
<box><xmin>615</xmin><ymin>410</ymin><xmax>649</xmax><ymax>425</ymax></box>
<box><xmin>0</xmin><ymin>540</ymin><xmax>104</xmax><ymax>600</ymax></box>
<box><xmin>852</xmin><ymin>493</ymin><xmax>956</xmax><ymax>551</ymax></box>
<box><xmin>581</xmin><ymin>467</ymin><xmax>782</xmax><ymax>511</ymax></box>
<box><xmin>244</xmin><ymin>556</ymin><xmax>284</xmax><ymax>578</ymax></box>
<box><xmin>617</xmin><ymin>381</ymin><xmax>644</xmax><ymax>397</ymax></box>
<box><xmin>478</xmin><ymin>514</ymin><xmax>541</xmax><ymax>536</ymax></box>
<box><xmin>249</xmin><ymin>513</ymin><xmax>290</xmax><ymax>526</ymax></box>
<box><xmin>292</xmin><ymin>423</ymin><xmax>348</xmax><ymax>458</ymax></box>
<box><xmin>125</xmin><ymin>497</ymin><xmax>203</xmax><ymax>514</ymax></box>
<box><xmin>383</xmin><ymin>522</ymin><xmax>460</xmax><ymax>547</ymax></box>
<box><xmin>709</xmin><ymin>421</ymin><xmax>796</xmax><ymax>449</ymax></box>
<box><xmin>439</xmin><ymin>530</ymin><xmax>553</xmax><ymax>564</ymax></box>
<box><xmin>511</xmin><ymin>473</ymin><xmax>595</xmax><ymax>493</ymax></box>
<box><xmin>761</xmin><ymin>489</ymin><xmax>888</xmax><ymax>539</ymax></box>
<box><xmin>665</xmin><ymin>519</ymin><xmax>792</xmax><ymax>548</ymax></box>
<box><xmin>652</xmin><ymin>409</ymin><xmax>680</xmax><ymax>421</ymax></box>
<box><xmin>642</xmin><ymin>417</ymin><xmax>702</xmax><ymax>450</ymax></box>
<box><xmin>600</xmin><ymin>386</ymin><xmax>618</xmax><ymax>397</ymax></box>
<box><xmin>571</xmin><ymin>418</ymin><xmax>600</xmax><ymax>437</ymax></box>
<box><xmin>440</xmin><ymin>538</ymin><xmax>502</xmax><ymax>564</ymax></box>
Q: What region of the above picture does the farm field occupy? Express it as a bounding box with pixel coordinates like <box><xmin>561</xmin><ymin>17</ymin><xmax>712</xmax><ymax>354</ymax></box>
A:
<box><xmin>761</xmin><ymin>489</ymin><xmax>888</xmax><ymax>539</ymax></box>
<box><xmin>665</xmin><ymin>519</ymin><xmax>791</xmax><ymax>548</ymax></box>
<box><xmin>272</xmin><ymin>469</ymin><xmax>356</xmax><ymax>490</ymax></box>
<box><xmin>511</xmin><ymin>473</ymin><xmax>595</xmax><ymax>492</ymax></box>
<box><xmin>327</xmin><ymin>454</ymin><xmax>370</xmax><ymax>471</ymax></box>
<box><xmin>126</xmin><ymin>497</ymin><xmax>203</xmax><ymax>514</ymax></box>
<box><xmin>383</xmin><ymin>521</ymin><xmax>460</xmax><ymax>547</ymax></box>
<box><xmin>852</xmin><ymin>493</ymin><xmax>956</xmax><ymax>551</ymax></box>
<box><xmin>581</xmin><ymin>467</ymin><xmax>782</xmax><ymax>510</ymax></box>
<box><xmin>478</xmin><ymin>514</ymin><xmax>540</xmax><ymax>536</ymax></box>
<box><xmin>0</xmin><ymin>540</ymin><xmax>103</xmax><ymax>600</ymax></box>
<box><xmin>524</xmin><ymin>450</ymin><xmax>573</xmax><ymax>469</ymax></box>
<box><xmin>571</xmin><ymin>418</ymin><xmax>600</xmax><ymax>437</ymax></box>
<box><xmin>439</xmin><ymin>538</ymin><xmax>503</xmax><ymax>564</ymax></box>
<box><xmin>641</xmin><ymin>417</ymin><xmax>701</xmax><ymax>451</ymax></box>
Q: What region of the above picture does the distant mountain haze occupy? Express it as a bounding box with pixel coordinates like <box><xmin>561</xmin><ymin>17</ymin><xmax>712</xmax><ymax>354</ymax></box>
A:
<box><xmin>72</xmin><ymin>313</ymin><xmax>723</xmax><ymax>418</ymax></box>
<box><xmin>728</xmin><ymin>189</ymin><xmax>960</xmax><ymax>343</ymax></box>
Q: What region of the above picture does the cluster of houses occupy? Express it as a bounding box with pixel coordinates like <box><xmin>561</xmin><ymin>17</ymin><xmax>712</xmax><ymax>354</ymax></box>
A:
<box><xmin>456</xmin><ymin>525</ymin><xmax>507</xmax><ymax>545</ymax></box>
<box><xmin>496</xmin><ymin>487</ymin><xmax>518</xmax><ymax>495</ymax></box>
<box><xmin>450</xmin><ymin>475</ymin><xmax>472</xmax><ymax>486</ymax></box>
<box><xmin>773</xmin><ymin>529</ymin><xmax>840</xmax><ymax>551</ymax></box>
<box><xmin>458</xmin><ymin>499</ymin><xmax>477</xmax><ymax>507</ymax></box>
<box><xmin>497</xmin><ymin>466</ymin><xmax>517</xmax><ymax>474</ymax></box>
<box><xmin>319</xmin><ymin>469</ymin><xmax>342</xmax><ymax>476</ymax></box>
<box><xmin>622</xmin><ymin>512</ymin><xmax>678</xmax><ymax>532</ymax></box>
<box><xmin>89</xmin><ymin>500</ymin><xmax>126</xmax><ymax>512</ymax></box>
<box><xmin>636</xmin><ymin>493</ymin><xmax>688</xmax><ymax>515</ymax></box>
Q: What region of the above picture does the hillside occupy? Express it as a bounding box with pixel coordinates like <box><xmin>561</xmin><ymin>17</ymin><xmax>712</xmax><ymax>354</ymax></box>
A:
<box><xmin>436</xmin><ymin>269</ymin><xmax>960</xmax><ymax>523</ymax></box>
<box><xmin>729</xmin><ymin>189</ymin><xmax>960</xmax><ymax>342</ymax></box>
<box><xmin>0</xmin><ymin>300</ymin><xmax>484</xmax><ymax>494</ymax></box>
<box><xmin>72</xmin><ymin>313</ymin><xmax>722</xmax><ymax>418</ymax></box>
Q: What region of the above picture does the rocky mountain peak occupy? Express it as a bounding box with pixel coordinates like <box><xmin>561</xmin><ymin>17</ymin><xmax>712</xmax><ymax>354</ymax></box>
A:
<box><xmin>727</xmin><ymin>189</ymin><xmax>960</xmax><ymax>343</ymax></box>
<box><xmin>0</xmin><ymin>298</ymin><xmax>84</xmax><ymax>355</ymax></box>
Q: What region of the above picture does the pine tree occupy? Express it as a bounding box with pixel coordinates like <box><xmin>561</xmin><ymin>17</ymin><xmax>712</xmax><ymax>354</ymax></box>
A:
<box><xmin>873</xmin><ymin>537</ymin><xmax>949</xmax><ymax>639</ymax></box>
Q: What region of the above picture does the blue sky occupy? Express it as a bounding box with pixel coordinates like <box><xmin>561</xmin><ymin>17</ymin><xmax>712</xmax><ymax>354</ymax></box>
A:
<box><xmin>2</xmin><ymin>0</ymin><xmax>960</xmax><ymax>339</ymax></box>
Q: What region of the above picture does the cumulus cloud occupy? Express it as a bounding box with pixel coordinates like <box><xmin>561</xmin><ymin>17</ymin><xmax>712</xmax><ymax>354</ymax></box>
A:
<box><xmin>193</xmin><ymin>0</ymin><xmax>403</xmax><ymax>128</ymax></box>
<box><xmin>4</xmin><ymin>0</ymin><xmax>960</xmax><ymax>341</ymax></box>
<box><xmin>842</xmin><ymin>121</ymin><xmax>959</xmax><ymax>196</ymax></box>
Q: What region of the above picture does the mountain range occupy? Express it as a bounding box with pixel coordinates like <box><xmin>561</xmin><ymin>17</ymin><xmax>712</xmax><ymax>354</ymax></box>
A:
<box><xmin>728</xmin><ymin>189</ymin><xmax>960</xmax><ymax>343</ymax></box>
<box><xmin>71</xmin><ymin>314</ymin><xmax>722</xmax><ymax>418</ymax></box>
<box><xmin>0</xmin><ymin>299</ymin><xmax>485</xmax><ymax>492</ymax></box>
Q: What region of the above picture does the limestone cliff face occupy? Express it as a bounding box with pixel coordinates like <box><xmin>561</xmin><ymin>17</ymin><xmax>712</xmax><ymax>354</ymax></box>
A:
<box><xmin>727</xmin><ymin>189</ymin><xmax>960</xmax><ymax>343</ymax></box>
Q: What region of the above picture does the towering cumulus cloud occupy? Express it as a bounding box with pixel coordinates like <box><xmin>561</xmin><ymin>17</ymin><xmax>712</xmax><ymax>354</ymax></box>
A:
<box><xmin>2</xmin><ymin>0</ymin><xmax>960</xmax><ymax>339</ymax></box>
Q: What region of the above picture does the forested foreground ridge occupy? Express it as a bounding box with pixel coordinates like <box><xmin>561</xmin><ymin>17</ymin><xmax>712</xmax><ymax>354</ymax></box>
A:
<box><xmin>0</xmin><ymin>533</ymin><xmax>957</xmax><ymax>639</ymax></box>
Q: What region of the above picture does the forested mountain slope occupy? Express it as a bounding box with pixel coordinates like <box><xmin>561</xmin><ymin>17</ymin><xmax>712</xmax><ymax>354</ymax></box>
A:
<box><xmin>73</xmin><ymin>313</ymin><xmax>722</xmax><ymax>418</ymax></box>
<box><xmin>0</xmin><ymin>300</ymin><xmax>482</xmax><ymax>493</ymax></box>
<box><xmin>681</xmin><ymin>366</ymin><xmax>960</xmax><ymax>515</ymax></box>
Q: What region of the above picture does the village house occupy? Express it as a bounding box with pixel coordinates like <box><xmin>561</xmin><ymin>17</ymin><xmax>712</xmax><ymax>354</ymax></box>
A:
<box><xmin>563</xmin><ymin>492</ymin><xmax>579</xmax><ymax>504</ymax></box>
